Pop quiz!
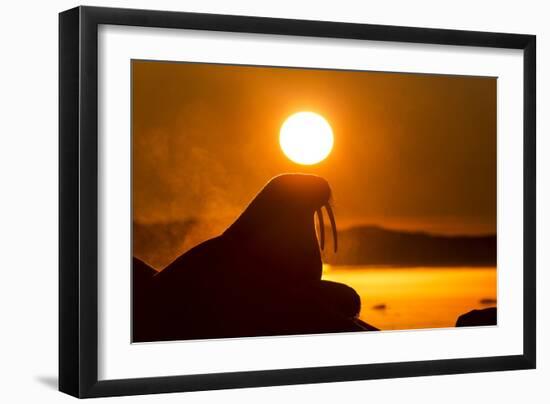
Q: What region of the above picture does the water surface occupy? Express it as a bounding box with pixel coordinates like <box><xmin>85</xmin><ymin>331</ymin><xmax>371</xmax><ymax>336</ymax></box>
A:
<box><xmin>322</xmin><ymin>266</ymin><xmax>497</xmax><ymax>330</ymax></box>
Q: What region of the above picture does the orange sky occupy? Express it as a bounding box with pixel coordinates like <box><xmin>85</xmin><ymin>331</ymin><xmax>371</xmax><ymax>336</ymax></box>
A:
<box><xmin>132</xmin><ymin>60</ymin><xmax>496</xmax><ymax>236</ymax></box>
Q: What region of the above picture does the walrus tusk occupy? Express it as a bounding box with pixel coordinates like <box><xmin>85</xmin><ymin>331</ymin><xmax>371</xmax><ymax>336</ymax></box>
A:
<box><xmin>316</xmin><ymin>208</ymin><xmax>325</xmax><ymax>250</ymax></box>
<box><xmin>324</xmin><ymin>203</ymin><xmax>338</xmax><ymax>253</ymax></box>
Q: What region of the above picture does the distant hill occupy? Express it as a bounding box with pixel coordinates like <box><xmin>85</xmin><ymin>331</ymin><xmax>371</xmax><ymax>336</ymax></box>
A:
<box><xmin>323</xmin><ymin>226</ymin><xmax>496</xmax><ymax>267</ymax></box>
<box><xmin>134</xmin><ymin>220</ymin><xmax>496</xmax><ymax>270</ymax></box>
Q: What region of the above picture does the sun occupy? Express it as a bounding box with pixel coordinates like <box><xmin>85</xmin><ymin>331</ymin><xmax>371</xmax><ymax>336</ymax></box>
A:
<box><xmin>279</xmin><ymin>112</ymin><xmax>334</xmax><ymax>165</ymax></box>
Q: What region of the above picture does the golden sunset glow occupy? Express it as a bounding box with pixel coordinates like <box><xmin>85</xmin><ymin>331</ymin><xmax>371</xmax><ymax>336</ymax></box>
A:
<box><xmin>132</xmin><ymin>60</ymin><xmax>497</xmax><ymax>335</ymax></box>
<box><xmin>279</xmin><ymin>112</ymin><xmax>334</xmax><ymax>165</ymax></box>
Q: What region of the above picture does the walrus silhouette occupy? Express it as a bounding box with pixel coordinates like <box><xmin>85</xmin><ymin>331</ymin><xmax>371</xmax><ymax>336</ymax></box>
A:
<box><xmin>133</xmin><ymin>174</ymin><xmax>377</xmax><ymax>342</ymax></box>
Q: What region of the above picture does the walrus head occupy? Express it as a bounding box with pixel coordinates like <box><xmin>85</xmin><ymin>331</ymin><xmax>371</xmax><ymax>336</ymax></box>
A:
<box><xmin>223</xmin><ymin>174</ymin><xmax>337</xmax><ymax>284</ymax></box>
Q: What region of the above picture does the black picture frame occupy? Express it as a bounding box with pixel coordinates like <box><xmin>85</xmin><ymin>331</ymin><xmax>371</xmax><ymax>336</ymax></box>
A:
<box><xmin>59</xmin><ymin>5</ymin><xmax>536</xmax><ymax>398</ymax></box>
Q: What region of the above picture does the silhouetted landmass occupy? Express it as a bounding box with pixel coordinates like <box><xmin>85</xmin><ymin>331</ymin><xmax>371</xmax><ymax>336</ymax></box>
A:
<box><xmin>456</xmin><ymin>307</ymin><xmax>497</xmax><ymax>327</ymax></box>
<box><xmin>323</xmin><ymin>226</ymin><xmax>496</xmax><ymax>267</ymax></box>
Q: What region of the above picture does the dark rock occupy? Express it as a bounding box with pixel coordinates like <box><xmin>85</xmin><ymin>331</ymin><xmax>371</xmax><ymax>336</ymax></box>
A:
<box><xmin>456</xmin><ymin>307</ymin><xmax>497</xmax><ymax>327</ymax></box>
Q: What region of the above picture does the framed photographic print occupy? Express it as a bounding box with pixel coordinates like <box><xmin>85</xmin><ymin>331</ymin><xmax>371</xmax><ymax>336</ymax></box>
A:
<box><xmin>59</xmin><ymin>6</ymin><xmax>536</xmax><ymax>398</ymax></box>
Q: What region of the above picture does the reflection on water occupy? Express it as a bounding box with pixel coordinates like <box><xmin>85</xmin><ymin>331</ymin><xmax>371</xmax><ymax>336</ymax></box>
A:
<box><xmin>322</xmin><ymin>265</ymin><xmax>497</xmax><ymax>331</ymax></box>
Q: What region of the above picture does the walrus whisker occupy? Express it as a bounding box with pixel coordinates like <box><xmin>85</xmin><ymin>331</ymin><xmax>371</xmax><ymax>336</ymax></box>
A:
<box><xmin>324</xmin><ymin>203</ymin><xmax>338</xmax><ymax>253</ymax></box>
<box><xmin>316</xmin><ymin>208</ymin><xmax>325</xmax><ymax>250</ymax></box>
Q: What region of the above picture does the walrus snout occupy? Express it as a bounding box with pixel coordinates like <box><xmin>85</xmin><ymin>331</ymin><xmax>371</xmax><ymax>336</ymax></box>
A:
<box><xmin>267</xmin><ymin>174</ymin><xmax>337</xmax><ymax>253</ymax></box>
